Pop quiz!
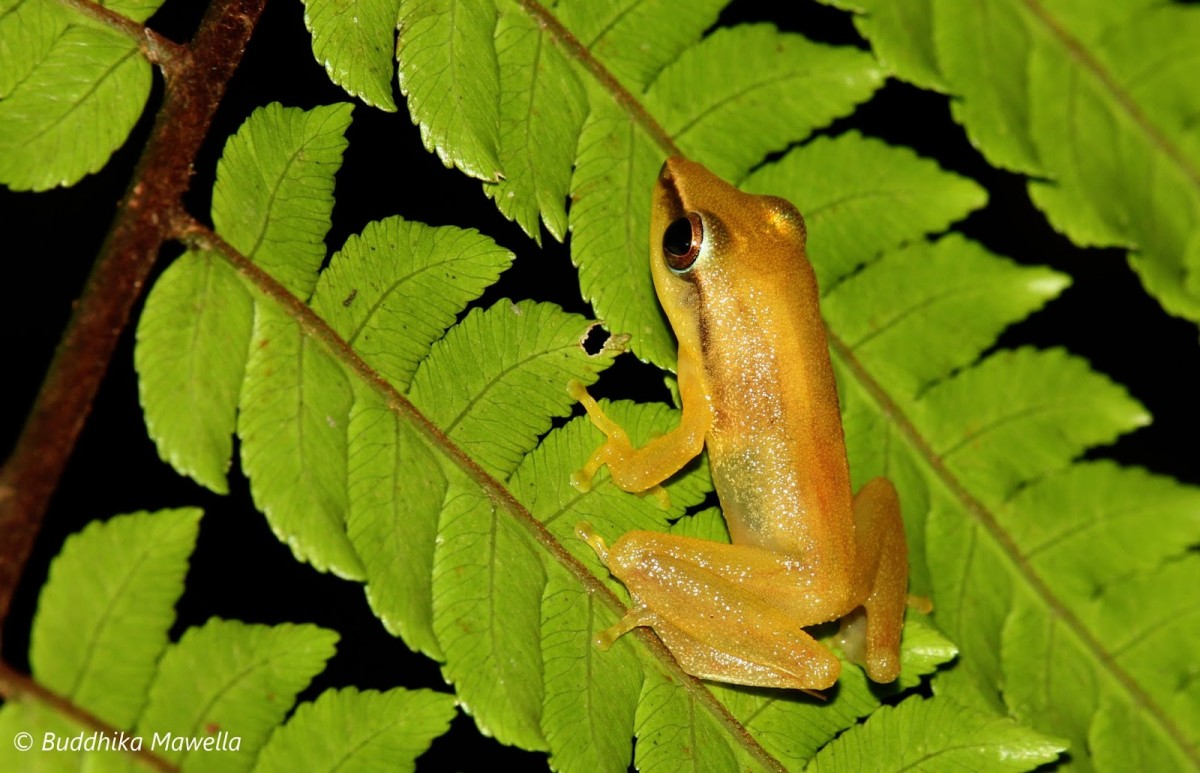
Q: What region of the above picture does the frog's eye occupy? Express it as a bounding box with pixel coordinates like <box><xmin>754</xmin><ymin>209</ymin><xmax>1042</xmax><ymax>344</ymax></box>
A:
<box><xmin>662</xmin><ymin>212</ymin><xmax>704</xmax><ymax>273</ymax></box>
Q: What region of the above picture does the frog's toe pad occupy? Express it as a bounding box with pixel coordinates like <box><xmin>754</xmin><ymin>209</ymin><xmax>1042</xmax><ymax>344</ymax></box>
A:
<box><xmin>569</xmin><ymin>470</ymin><xmax>593</xmax><ymax>492</ymax></box>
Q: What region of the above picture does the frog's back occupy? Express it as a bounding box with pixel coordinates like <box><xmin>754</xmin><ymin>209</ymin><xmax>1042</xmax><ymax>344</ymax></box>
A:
<box><xmin>651</xmin><ymin>157</ymin><xmax>858</xmax><ymax>570</ymax></box>
<box><xmin>696</xmin><ymin>200</ymin><xmax>856</xmax><ymax>569</ymax></box>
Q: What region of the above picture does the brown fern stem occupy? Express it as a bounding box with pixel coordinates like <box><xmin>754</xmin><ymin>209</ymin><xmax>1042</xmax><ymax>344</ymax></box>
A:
<box><xmin>0</xmin><ymin>0</ymin><xmax>267</xmax><ymax>644</ymax></box>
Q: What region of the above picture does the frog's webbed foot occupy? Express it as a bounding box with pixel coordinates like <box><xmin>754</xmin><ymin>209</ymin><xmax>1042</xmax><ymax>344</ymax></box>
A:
<box><xmin>576</xmin><ymin>522</ymin><xmax>652</xmax><ymax>649</ymax></box>
<box><xmin>594</xmin><ymin>604</ymin><xmax>658</xmax><ymax>650</ymax></box>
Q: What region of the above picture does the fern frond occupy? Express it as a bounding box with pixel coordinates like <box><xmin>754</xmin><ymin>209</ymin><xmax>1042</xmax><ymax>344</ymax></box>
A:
<box><xmin>134</xmin><ymin>97</ymin><xmax>959</xmax><ymax>769</ymax></box>
<box><xmin>301</xmin><ymin>0</ymin><xmax>402</xmax><ymax>112</ymax></box>
<box><xmin>136</xmin><ymin>619</ymin><xmax>339</xmax><ymax>768</ymax></box>
<box><xmin>30</xmin><ymin>509</ymin><xmax>201</xmax><ymax>729</ymax></box>
<box><xmin>254</xmin><ymin>686</ymin><xmax>457</xmax><ymax>772</ymax></box>
<box><xmin>0</xmin><ymin>509</ymin><xmax>451</xmax><ymax>771</ymax></box>
<box><xmin>807</xmin><ymin>695</ymin><xmax>1065</xmax><ymax>771</ymax></box>
<box><xmin>396</xmin><ymin>0</ymin><xmax>503</xmax><ymax>180</ymax></box>
<box><xmin>819</xmin><ymin>0</ymin><xmax>1200</xmax><ymax>328</ymax></box>
<box><xmin>0</xmin><ymin>0</ymin><xmax>162</xmax><ymax>190</ymax></box>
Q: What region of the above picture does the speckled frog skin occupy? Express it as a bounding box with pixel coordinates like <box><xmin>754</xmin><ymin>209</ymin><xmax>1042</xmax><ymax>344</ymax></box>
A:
<box><xmin>569</xmin><ymin>158</ymin><xmax>908</xmax><ymax>690</ymax></box>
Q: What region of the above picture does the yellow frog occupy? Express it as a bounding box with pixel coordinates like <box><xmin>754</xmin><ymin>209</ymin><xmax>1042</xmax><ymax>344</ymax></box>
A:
<box><xmin>568</xmin><ymin>157</ymin><xmax>908</xmax><ymax>690</ymax></box>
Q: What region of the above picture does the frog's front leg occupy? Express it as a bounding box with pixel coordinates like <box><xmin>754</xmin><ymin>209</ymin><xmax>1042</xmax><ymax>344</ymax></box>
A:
<box><xmin>580</xmin><ymin>525</ymin><xmax>851</xmax><ymax>690</ymax></box>
<box><xmin>567</xmin><ymin>354</ymin><xmax>712</xmax><ymax>497</ymax></box>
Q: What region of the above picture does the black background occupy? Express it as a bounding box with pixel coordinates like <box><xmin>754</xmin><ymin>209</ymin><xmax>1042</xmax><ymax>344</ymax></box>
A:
<box><xmin>3</xmin><ymin>1</ymin><xmax>1197</xmax><ymax>768</ymax></box>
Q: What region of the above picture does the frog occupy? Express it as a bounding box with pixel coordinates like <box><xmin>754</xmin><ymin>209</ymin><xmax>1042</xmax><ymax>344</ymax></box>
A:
<box><xmin>567</xmin><ymin>157</ymin><xmax>908</xmax><ymax>690</ymax></box>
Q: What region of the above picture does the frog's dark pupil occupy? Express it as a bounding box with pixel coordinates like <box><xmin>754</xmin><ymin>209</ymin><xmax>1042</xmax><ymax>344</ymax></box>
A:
<box><xmin>663</xmin><ymin>217</ymin><xmax>694</xmax><ymax>258</ymax></box>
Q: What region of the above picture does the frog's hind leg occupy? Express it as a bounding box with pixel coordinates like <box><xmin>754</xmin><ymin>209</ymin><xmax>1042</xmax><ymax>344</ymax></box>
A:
<box><xmin>602</xmin><ymin>530</ymin><xmax>845</xmax><ymax>690</ymax></box>
<box><xmin>840</xmin><ymin>476</ymin><xmax>908</xmax><ymax>683</ymax></box>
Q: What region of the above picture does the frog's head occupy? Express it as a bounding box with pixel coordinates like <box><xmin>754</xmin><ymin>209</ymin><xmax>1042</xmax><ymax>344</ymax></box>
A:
<box><xmin>649</xmin><ymin>157</ymin><xmax>810</xmax><ymax>357</ymax></box>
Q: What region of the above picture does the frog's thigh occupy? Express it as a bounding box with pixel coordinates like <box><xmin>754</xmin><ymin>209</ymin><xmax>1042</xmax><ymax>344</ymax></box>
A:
<box><xmin>607</xmin><ymin>531</ymin><xmax>843</xmax><ymax>690</ymax></box>
<box><xmin>608</xmin><ymin>531</ymin><xmax>849</xmax><ymax>619</ymax></box>
<box><xmin>840</xmin><ymin>477</ymin><xmax>907</xmax><ymax>683</ymax></box>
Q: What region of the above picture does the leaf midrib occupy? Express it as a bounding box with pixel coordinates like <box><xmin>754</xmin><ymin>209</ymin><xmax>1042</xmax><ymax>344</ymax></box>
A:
<box><xmin>1020</xmin><ymin>0</ymin><xmax>1200</xmax><ymax>193</ymax></box>
<box><xmin>240</xmin><ymin>128</ymin><xmax>313</xmax><ymax>269</ymax></box>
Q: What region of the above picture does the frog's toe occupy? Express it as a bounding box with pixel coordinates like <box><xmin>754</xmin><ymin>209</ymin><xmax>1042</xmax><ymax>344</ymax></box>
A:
<box><xmin>645</xmin><ymin>485</ymin><xmax>671</xmax><ymax>510</ymax></box>
<box><xmin>569</xmin><ymin>469</ymin><xmax>593</xmax><ymax>492</ymax></box>
<box><xmin>576</xmin><ymin>522</ymin><xmax>611</xmax><ymax>563</ymax></box>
